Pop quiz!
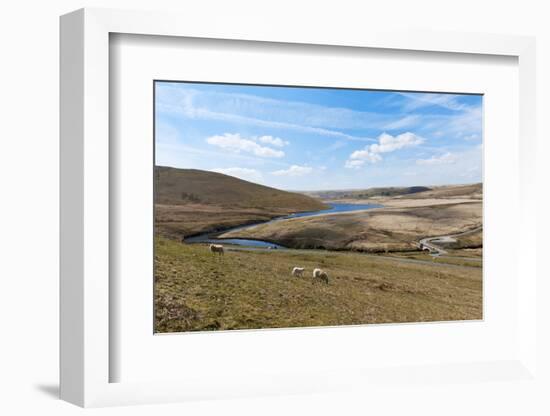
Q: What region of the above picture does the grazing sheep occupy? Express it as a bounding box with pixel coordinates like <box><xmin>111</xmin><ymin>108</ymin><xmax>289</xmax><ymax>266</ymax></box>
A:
<box><xmin>209</xmin><ymin>244</ymin><xmax>224</xmax><ymax>256</ymax></box>
<box><xmin>313</xmin><ymin>268</ymin><xmax>329</xmax><ymax>284</ymax></box>
<box><xmin>292</xmin><ymin>267</ymin><xmax>305</xmax><ymax>277</ymax></box>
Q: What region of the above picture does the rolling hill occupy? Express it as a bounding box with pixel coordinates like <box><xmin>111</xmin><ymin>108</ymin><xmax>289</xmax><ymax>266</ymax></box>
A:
<box><xmin>220</xmin><ymin>200</ymin><xmax>482</xmax><ymax>251</ymax></box>
<box><xmin>304</xmin><ymin>183</ymin><xmax>482</xmax><ymax>202</ymax></box>
<box><xmin>155</xmin><ymin>166</ymin><xmax>328</xmax><ymax>238</ymax></box>
<box><xmin>404</xmin><ymin>183</ymin><xmax>482</xmax><ymax>200</ymax></box>
<box><xmin>220</xmin><ymin>182</ymin><xmax>483</xmax><ymax>251</ymax></box>
<box><xmin>156</xmin><ymin>166</ymin><xmax>327</xmax><ymax>211</ymax></box>
<box><xmin>304</xmin><ymin>186</ymin><xmax>432</xmax><ymax>200</ymax></box>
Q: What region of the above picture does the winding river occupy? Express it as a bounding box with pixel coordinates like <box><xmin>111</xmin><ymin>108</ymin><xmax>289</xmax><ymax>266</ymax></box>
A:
<box><xmin>185</xmin><ymin>202</ymin><xmax>382</xmax><ymax>249</ymax></box>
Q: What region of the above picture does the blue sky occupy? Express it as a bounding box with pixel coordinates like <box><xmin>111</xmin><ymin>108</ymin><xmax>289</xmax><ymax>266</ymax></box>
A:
<box><xmin>155</xmin><ymin>81</ymin><xmax>482</xmax><ymax>191</ymax></box>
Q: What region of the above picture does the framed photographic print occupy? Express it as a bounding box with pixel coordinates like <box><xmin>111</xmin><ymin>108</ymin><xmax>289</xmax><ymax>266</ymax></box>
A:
<box><xmin>60</xmin><ymin>8</ymin><xmax>539</xmax><ymax>408</ymax></box>
<box><xmin>153</xmin><ymin>80</ymin><xmax>484</xmax><ymax>333</ymax></box>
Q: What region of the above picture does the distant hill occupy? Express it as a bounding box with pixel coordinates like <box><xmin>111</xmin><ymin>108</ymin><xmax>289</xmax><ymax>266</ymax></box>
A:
<box><xmin>155</xmin><ymin>166</ymin><xmax>328</xmax><ymax>211</ymax></box>
<box><xmin>406</xmin><ymin>183</ymin><xmax>482</xmax><ymax>200</ymax></box>
<box><xmin>305</xmin><ymin>183</ymin><xmax>482</xmax><ymax>201</ymax></box>
<box><xmin>305</xmin><ymin>186</ymin><xmax>432</xmax><ymax>200</ymax></box>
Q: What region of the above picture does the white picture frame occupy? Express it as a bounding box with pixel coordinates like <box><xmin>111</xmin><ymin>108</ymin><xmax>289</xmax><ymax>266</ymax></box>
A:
<box><xmin>60</xmin><ymin>7</ymin><xmax>538</xmax><ymax>408</ymax></box>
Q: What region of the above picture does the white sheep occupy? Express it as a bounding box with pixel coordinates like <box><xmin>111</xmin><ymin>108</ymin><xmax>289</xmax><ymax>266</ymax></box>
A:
<box><xmin>209</xmin><ymin>244</ymin><xmax>224</xmax><ymax>255</ymax></box>
<box><xmin>313</xmin><ymin>268</ymin><xmax>329</xmax><ymax>284</ymax></box>
<box><xmin>292</xmin><ymin>267</ymin><xmax>305</xmax><ymax>277</ymax></box>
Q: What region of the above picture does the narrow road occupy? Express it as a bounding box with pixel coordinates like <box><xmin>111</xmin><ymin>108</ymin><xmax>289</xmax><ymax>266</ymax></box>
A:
<box><xmin>418</xmin><ymin>226</ymin><xmax>482</xmax><ymax>256</ymax></box>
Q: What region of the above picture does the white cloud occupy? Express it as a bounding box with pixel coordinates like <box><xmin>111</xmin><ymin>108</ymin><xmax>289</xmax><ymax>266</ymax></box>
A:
<box><xmin>370</xmin><ymin>132</ymin><xmax>424</xmax><ymax>153</ymax></box>
<box><xmin>256</xmin><ymin>135</ymin><xmax>289</xmax><ymax>147</ymax></box>
<box><xmin>206</xmin><ymin>133</ymin><xmax>284</xmax><ymax>158</ymax></box>
<box><xmin>345</xmin><ymin>132</ymin><xmax>424</xmax><ymax>168</ymax></box>
<box><xmin>348</xmin><ymin>150</ymin><xmax>382</xmax><ymax>163</ymax></box>
<box><xmin>416</xmin><ymin>152</ymin><xmax>456</xmax><ymax>165</ymax></box>
<box><xmin>344</xmin><ymin>159</ymin><xmax>366</xmax><ymax>169</ymax></box>
<box><xmin>212</xmin><ymin>167</ymin><xmax>263</xmax><ymax>183</ymax></box>
<box><xmin>271</xmin><ymin>165</ymin><xmax>313</xmax><ymax>177</ymax></box>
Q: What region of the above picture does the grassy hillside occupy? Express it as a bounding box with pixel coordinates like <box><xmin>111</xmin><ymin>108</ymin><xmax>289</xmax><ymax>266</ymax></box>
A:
<box><xmin>156</xmin><ymin>166</ymin><xmax>327</xmax><ymax>210</ymax></box>
<box><xmin>155</xmin><ymin>166</ymin><xmax>328</xmax><ymax>239</ymax></box>
<box><xmin>155</xmin><ymin>237</ymin><xmax>482</xmax><ymax>332</ymax></box>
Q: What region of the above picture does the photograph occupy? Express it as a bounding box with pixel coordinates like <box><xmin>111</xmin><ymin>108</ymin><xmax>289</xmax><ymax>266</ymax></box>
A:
<box><xmin>153</xmin><ymin>81</ymin><xmax>483</xmax><ymax>333</ymax></box>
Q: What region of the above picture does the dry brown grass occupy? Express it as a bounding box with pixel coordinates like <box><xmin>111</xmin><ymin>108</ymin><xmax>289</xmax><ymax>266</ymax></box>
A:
<box><xmin>155</xmin><ymin>166</ymin><xmax>328</xmax><ymax>238</ymax></box>
<box><xmin>155</xmin><ymin>203</ymin><xmax>293</xmax><ymax>238</ymax></box>
<box><xmin>155</xmin><ymin>238</ymin><xmax>482</xmax><ymax>333</ymax></box>
<box><xmin>220</xmin><ymin>202</ymin><xmax>482</xmax><ymax>252</ymax></box>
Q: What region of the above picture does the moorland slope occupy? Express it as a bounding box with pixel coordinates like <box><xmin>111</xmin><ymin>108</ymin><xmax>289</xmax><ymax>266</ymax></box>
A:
<box><xmin>155</xmin><ymin>166</ymin><xmax>328</xmax><ymax>238</ymax></box>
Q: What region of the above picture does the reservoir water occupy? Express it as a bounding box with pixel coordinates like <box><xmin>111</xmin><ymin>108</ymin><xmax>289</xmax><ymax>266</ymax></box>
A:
<box><xmin>186</xmin><ymin>202</ymin><xmax>382</xmax><ymax>249</ymax></box>
<box><xmin>285</xmin><ymin>202</ymin><xmax>382</xmax><ymax>218</ymax></box>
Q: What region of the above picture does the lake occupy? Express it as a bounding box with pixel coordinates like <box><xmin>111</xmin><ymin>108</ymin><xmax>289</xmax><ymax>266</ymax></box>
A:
<box><xmin>186</xmin><ymin>202</ymin><xmax>382</xmax><ymax>249</ymax></box>
<box><xmin>285</xmin><ymin>202</ymin><xmax>383</xmax><ymax>218</ymax></box>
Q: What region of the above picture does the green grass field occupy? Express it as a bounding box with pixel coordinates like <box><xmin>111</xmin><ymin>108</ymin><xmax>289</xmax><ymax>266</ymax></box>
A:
<box><xmin>155</xmin><ymin>237</ymin><xmax>482</xmax><ymax>333</ymax></box>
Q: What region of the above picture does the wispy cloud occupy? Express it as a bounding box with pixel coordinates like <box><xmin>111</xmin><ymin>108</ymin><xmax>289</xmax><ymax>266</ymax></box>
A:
<box><xmin>387</xmin><ymin>93</ymin><xmax>483</xmax><ymax>141</ymax></box>
<box><xmin>383</xmin><ymin>115</ymin><xmax>420</xmax><ymax>130</ymax></box>
<box><xmin>156</xmin><ymin>82</ymin><xmax>483</xmax><ymax>189</ymax></box>
<box><xmin>416</xmin><ymin>152</ymin><xmax>456</xmax><ymax>165</ymax></box>
<box><xmin>206</xmin><ymin>133</ymin><xmax>285</xmax><ymax>158</ymax></box>
<box><xmin>271</xmin><ymin>165</ymin><xmax>313</xmax><ymax>177</ymax></box>
<box><xmin>156</xmin><ymin>84</ymin><xmax>423</xmax><ymax>142</ymax></box>
<box><xmin>345</xmin><ymin>132</ymin><xmax>425</xmax><ymax>169</ymax></box>
<box><xmin>398</xmin><ymin>93</ymin><xmax>468</xmax><ymax>112</ymax></box>
<box><xmin>157</xmin><ymin>85</ymin><xmax>482</xmax><ymax>147</ymax></box>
